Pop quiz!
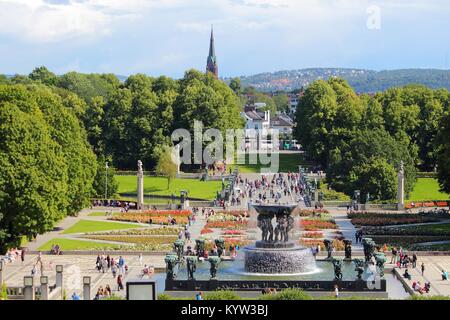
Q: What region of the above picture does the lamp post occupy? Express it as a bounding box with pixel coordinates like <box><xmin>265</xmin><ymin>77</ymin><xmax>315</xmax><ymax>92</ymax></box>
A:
<box><xmin>105</xmin><ymin>161</ymin><xmax>109</xmax><ymax>200</ymax></box>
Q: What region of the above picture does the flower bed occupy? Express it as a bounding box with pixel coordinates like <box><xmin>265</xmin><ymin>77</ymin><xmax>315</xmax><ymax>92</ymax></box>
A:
<box><xmin>298</xmin><ymin>209</ymin><xmax>329</xmax><ymax>217</ymax></box>
<box><xmin>207</xmin><ymin>214</ymin><xmax>240</xmax><ymax>222</ymax></box>
<box><xmin>200</xmin><ymin>228</ymin><xmax>214</xmax><ymax>235</ymax></box>
<box><xmin>204</xmin><ymin>221</ymin><xmax>248</xmax><ymax>229</ymax></box>
<box><xmin>141</xmin><ymin>210</ymin><xmax>191</xmax><ymax>216</ymax></box>
<box><xmin>347</xmin><ymin>212</ymin><xmax>441</xmax><ymax>226</ymax></box>
<box><xmin>216</xmin><ymin>210</ymin><xmax>249</xmax><ymax>217</ymax></box>
<box><xmin>110</xmin><ymin>213</ymin><xmax>188</xmax><ymax>225</ymax></box>
<box><xmin>300</xmin><ymin>219</ymin><xmax>337</xmax><ymax>231</ymax></box>
<box><xmin>222</xmin><ymin>230</ymin><xmax>245</xmax><ymax>235</ymax></box>
<box><xmin>299</xmin><ymin>239</ymin><xmax>345</xmax><ymax>251</ymax></box>
<box><xmin>302</xmin><ymin>231</ymin><xmax>324</xmax><ymax>239</ymax></box>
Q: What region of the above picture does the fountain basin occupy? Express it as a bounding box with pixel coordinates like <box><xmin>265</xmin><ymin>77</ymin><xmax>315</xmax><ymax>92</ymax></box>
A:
<box><xmin>244</xmin><ymin>244</ymin><xmax>317</xmax><ymax>274</ymax></box>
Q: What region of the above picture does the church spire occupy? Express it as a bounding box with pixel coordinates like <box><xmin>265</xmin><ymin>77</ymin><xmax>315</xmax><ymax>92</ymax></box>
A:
<box><xmin>206</xmin><ymin>25</ymin><xmax>218</xmax><ymax>78</ymax></box>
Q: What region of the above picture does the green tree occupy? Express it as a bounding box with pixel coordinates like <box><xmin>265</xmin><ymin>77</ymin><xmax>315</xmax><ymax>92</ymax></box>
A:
<box><xmin>229</xmin><ymin>77</ymin><xmax>242</xmax><ymax>95</ymax></box>
<box><xmin>349</xmin><ymin>157</ymin><xmax>397</xmax><ymax>202</ymax></box>
<box><xmin>436</xmin><ymin>111</ymin><xmax>450</xmax><ymax>193</ymax></box>
<box><xmin>92</xmin><ymin>156</ymin><xmax>118</xmax><ymax>199</ymax></box>
<box><xmin>273</xmin><ymin>93</ymin><xmax>290</xmax><ymax>113</ymax></box>
<box><xmin>29</xmin><ymin>66</ymin><xmax>58</xmax><ymax>86</ymax></box>
<box><xmin>155</xmin><ymin>146</ymin><xmax>178</xmax><ymax>189</ymax></box>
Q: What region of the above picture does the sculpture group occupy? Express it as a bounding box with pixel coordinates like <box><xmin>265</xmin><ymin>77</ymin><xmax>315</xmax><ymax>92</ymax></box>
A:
<box><xmin>257</xmin><ymin>212</ymin><xmax>294</xmax><ymax>243</ymax></box>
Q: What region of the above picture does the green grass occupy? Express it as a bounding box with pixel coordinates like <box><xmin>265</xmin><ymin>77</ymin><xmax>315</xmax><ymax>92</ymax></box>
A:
<box><xmin>62</xmin><ymin>220</ymin><xmax>143</xmax><ymax>234</ymax></box>
<box><xmin>409</xmin><ymin>178</ymin><xmax>450</xmax><ymax>201</ymax></box>
<box><xmin>231</xmin><ymin>153</ymin><xmax>308</xmax><ymax>173</ymax></box>
<box><xmin>407</xmin><ymin>223</ymin><xmax>450</xmax><ymax>233</ymax></box>
<box><xmin>116</xmin><ymin>176</ymin><xmax>222</xmax><ymax>200</ymax></box>
<box><xmin>38</xmin><ymin>238</ymin><xmax>121</xmax><ymax>251</ymax></box>
<box><xmin>87</xmin><ymin>212</ymin><xmax>121</xmax><ymax>217</ymax></box>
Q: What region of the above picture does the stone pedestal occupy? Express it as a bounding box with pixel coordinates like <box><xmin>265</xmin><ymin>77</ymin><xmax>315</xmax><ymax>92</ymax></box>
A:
<box><xmin>83</xmin><ymin>284</ymin><xmax>91</xmax><ymax>300</ymax></box>
<box><xmin>397</xmin><ymin>161</ymin><xmax>405</xmax><ymax>211</ymax></box>
<box><xmin>56</xmin><ymin>269</ymin><xmax>63</xmax><ymax>288</ymax></box>
<box><xmin>137</xmin><ymin>160</ymin><xmax>144</xmax><ymax>210</ymax></box>
<box><xmin>40</xmin><ymin>283</ymin><xmax>49</xmax><ymax>300</ymax></box>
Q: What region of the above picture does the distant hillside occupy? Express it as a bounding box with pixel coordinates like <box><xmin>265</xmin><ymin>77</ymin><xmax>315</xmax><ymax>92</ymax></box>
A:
<box><xmin>226</xmin><ymin>68</ymin><xmax>450</xmax><ymax>93</ymax></box>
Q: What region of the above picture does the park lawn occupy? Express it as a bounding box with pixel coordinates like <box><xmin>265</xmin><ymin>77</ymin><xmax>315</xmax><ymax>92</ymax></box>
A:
<box><xmin>38</xmin><ymin>238</ymin><xmax>121</xmax><ymax>251</ymax></box>
<box><xmin>116</xmin><ymin>176</ymin><xmax>222</xmax><ymax>200</ymax></box>
<box><xmin>62</xmin><ymin>220</ymin><xmax>143</xmax><ymax>234</ymax></box>
<box><xmin>231</xmin><ymin>153</ymin><xmax>308</xmax><ymax>173</ymax></box>
<box><xmin>409</xmin><ymin>178</ymin><xmax>450</xmax><ymax>201</ymax></box>
<box><xmin>87</xmin><ymin>212</ymin><xmax>121</xmax><ymax>217</ymax></box>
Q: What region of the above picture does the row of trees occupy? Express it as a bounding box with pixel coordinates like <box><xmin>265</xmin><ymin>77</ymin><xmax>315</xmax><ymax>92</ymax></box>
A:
<box><xmin>0</xmin><ymin>67</ymin><xmax>243</xmax><ymax>252</ymax></box>
<box><xmin>295</xmin><ymin>78</ymin><xmax>450</xmax><ymax>202</ymax></box>
<box><xmin>0</xmin><ymin>84</ymin><xmax>97</xmax><ymax>252</ymax></box>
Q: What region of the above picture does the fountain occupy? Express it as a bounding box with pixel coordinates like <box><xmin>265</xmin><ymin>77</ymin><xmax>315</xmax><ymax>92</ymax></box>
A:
<box><xmin>244</xmin><ymin>204</ymin><xmax>317</xmax><ymax>274</ymax></box>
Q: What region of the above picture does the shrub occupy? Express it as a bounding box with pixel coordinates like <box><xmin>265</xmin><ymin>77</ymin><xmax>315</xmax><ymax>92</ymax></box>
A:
<box><xmin>1</xmin><ymin>282</ymin><xmax>7</xmax><ymax>300</ymax></box>
<box><xmin>204</xmin><ymin>290</ymin><xmax>242</xmax><ymax>300</ymax></box>
<box><xmin>260</xmin><ymin>289</ymin><xmax>312</xmax><ymax>300</ymax></box>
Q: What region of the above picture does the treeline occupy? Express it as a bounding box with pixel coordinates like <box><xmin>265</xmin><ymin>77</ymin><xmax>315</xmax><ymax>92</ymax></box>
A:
<box><xmin>295</xmin><ymin>78</ymin><xmax>450</xmax><ymax>202</ymax></box>
<box><xmin>1</xmin><ymin>67</ymin><xmax>243</xmax><ymax>169</ymax></box>
<box><xmin>0</xmin><ymin>67</ymin><xmax>243</xmax><ymax>252</ymax></box>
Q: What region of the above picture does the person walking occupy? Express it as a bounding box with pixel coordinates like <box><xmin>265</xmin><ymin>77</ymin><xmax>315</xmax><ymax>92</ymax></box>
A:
<box><xmin>117</xmin><ymin>274</ymin><xmax>124</xmax><ymax>291</ymax></box>
<box><xmin>21</xmin><ymin>248</ymin><xmax>26</xmax><ymax>265</ymax></box>
<box><xmin>421</xmin><ymin>263</ymin><xmax>425</xmax><ymax>276</ymax></box>
<box><xmin>412</xmin><ymin>253</ymin><xmax>417</xmax><ymax>268</ymax></box>
<box><xmin>334</xmin><ymin>285</ymin><xmax>339</xmax><ymax>299</ymax></box>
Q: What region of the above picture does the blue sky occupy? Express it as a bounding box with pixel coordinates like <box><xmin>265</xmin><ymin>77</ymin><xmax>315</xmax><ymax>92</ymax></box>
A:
<box><xmin>0</xmin><ymin>0</ymin><xmax>449</xmax><ymax>78</ymax></box>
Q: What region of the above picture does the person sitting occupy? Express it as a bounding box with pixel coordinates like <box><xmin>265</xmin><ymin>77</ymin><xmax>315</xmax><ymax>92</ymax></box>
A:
<box><xmin>424</xmin><ymin>282</ymin><xmax>431</xmax><ymax>293</ymax></box>
<box><xmin>442</xmin><ymin>270</ymin><xmax>448</xmax><ymax>280</ymax></box>
<box><xmin>403</xmin><ymin>269</ymin><xmax>411</xmax><ymax>280</ymax></box>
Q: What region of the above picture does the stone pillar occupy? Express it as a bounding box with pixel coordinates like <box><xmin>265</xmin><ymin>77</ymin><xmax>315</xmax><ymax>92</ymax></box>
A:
<box><xmin>23</xmin><ymin>276</ymin><xmax>35</xmax><ymax>300</ymax></box>
<box><xmin>40</xmin><ymin>276</ymin><xmax>49</xmax><ymax>300</ymax></box>
<box><xmin>83</xmin><ymin>276</ymin><xmax>91</xmax><ymax>300</ymax></box>
<box><xmin>137</xmin><ymin>160</ymin><xmax>144</xmax><ymax>210</ymax></box>
<box><xmin>397</xmin><ymin>161</ymin><xmax>405</xmax><ymax>211</ymax></box>
<box><xmin>55</xmin><ymin>265</ymin><xmax>63</xmax><ymax>288</ymax></box>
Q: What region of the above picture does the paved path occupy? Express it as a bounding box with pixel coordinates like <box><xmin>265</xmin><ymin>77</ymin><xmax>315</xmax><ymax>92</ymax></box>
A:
<box><xmin>329</xmin><ymin>210</ymin><xmax>363</xmax><ymax>250</ymax></box>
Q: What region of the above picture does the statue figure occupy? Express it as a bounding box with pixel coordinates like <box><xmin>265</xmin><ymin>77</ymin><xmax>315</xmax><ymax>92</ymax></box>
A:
<box><xmin>274</xmin><ymin>216</ymin><xmax>286</xmax><ymax>242</ymax></box>
<box><xmin>284</xmin><ymin>215</ymin><xmax>294</xmax><ymax>242</ymax></box>
<box><xmin>164</xmin><ymin>254</ymin><xmax>178</xmax><ymax>280</ymax></box>
<box><xmin>195</xmin><ymin>239</ymin><xmax>205</xmax><ymax>258</ymax></box>
<box><xmin>137</xmin><ymin>160</ymin><xmax>143</xmax><ymax>174</ymax></box>
<box><xmin>258</xmin><ymin>215</ymin><xmax>274</xmax><ymax>242</ymax></box>
<box><xmin>374</xmin><ymin>253</ymin><xmax>387</xmax><ymax>278</ymax></box>
<box><xmin>186</xmin><ymin>256</ymin><xmax>197</xmax><ymax>280</ymax></box>
<box><xmin>343</xmin><ymin>239</ymin><xmax>352</xmax><ymax>260</ymax></box>
<box><xmin>323</xmin><ymin>239</ymin><xmax>333</xmax><ymax>259</ymax></box>
<box><xmin>362</xmin><ymin>238</ymin><xmax>376</xmax><ymax>264</ymax></box>
<box><xmin>208</xmin><ymin>256</ymin><xmax>221</xmax><ymax>279</ymax></box>
<box><xmin>215</xmin><ymin>239</ymin><xmax>225</xmax><ymax>258</ymax></box>
<box><xmin>332</xmin><ymin>259</ymin><xmax>343</xmax><ymax>281</ymax></box>
<box><xmin>173</xmin><ymin>239</ymin><xmax>185</xmax><ymax>262</ymax></box>
<box><xmin>353</xmin><ymin>258</ymin><xmax>365</xmax><ymax>280</ymax></box>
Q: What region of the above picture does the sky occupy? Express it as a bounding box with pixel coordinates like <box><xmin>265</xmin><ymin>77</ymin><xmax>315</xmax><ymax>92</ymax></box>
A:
<box><xmin>0</xmin><ymin>0</ymin><xmax>449</xmax><ymax>78</ymax></box>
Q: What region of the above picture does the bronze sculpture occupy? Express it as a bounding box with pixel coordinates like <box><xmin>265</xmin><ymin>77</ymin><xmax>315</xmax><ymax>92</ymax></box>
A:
<box><xmin>164</xmin><ymin>254</ymin><xmax>178</xmax><ymax>280</ymax></box>
<box><xmin>208</xmin><ymin>256</ymin><xmax>221</xmax><ymax>279</ymax></box>
<box><xmin>332</xmin><ymin>258</ymin><xmax>343</xmax><ymax>281</ymax></box>
<box><xmin>323</xmin><ymin>239</ymin><xmax>333</xmax><ymax>260</ymax></box>
<box><xmin>353</xmin><ymin>258</ymin><xmax>365</xmax><ymax>280</ymax></box>
<box><xmin>186</xmin><ymin>256</ymin><xmax>197</xmax><ymax>280</ymax></box>
<box><xmin>343</xmin><ymin>239</ymin><xmax>352</xmax><ymax>260</ymax></box>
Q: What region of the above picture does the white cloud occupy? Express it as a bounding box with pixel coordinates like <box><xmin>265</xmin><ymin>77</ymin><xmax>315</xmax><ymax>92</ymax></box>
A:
<box><xmin>0</xmin><ymin>0</ymin><xmax>144</xmax><ymax>42</ymax></box>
